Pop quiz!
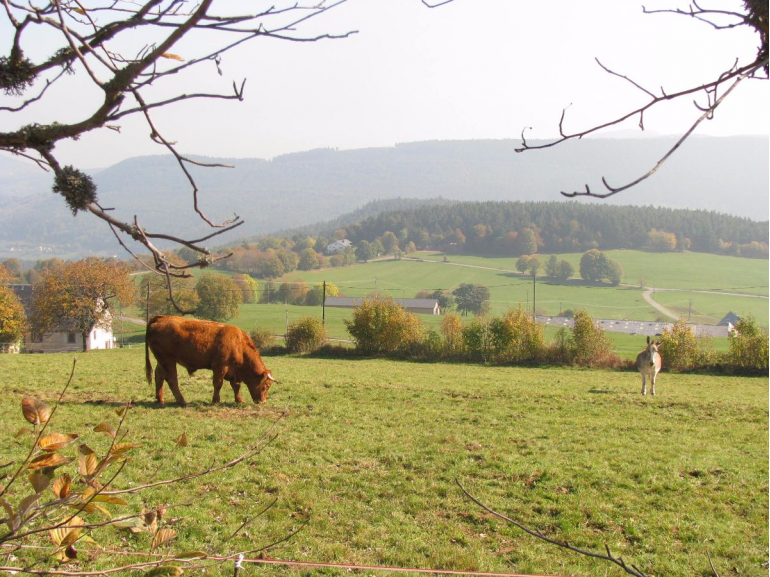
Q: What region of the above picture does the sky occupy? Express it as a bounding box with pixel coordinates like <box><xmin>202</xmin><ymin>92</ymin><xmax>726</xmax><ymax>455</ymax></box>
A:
<box><xmin>1</xmin><ymin>0</ymin><xmax>768</xmax><ymax>169</ymax></box>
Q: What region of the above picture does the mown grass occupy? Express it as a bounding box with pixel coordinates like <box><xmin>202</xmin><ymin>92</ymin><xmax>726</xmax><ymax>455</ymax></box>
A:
<box><xmin>416</xmin><ymin>251</ymin><xmax>769</xmax><ymax>296</ymax></box>
<box><xmin>651</xmin><ymin>290</ymin><xmax>769</xmax><ymax>326</ymax></box>
<box><xmin>1</xmin><ymin>350</ymin><xmax>766</xmax><ymax>576</ymax></box>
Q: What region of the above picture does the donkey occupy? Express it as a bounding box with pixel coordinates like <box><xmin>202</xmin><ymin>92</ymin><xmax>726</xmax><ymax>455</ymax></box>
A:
<box><xmin>636</xmin><ymin>336</ymin><xmax>662</xmax><ymax>395</ymax></box>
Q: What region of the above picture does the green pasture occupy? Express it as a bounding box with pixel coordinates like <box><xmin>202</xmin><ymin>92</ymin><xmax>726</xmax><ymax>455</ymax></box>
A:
<box><xmin>650</xmin><ymin>290</ymin><xmax>769</xmax><ymax>326</ymax></box>
<box><xmin>275</xmin><ymin>251</ymin><xmax>768</xmax><ymax>322</ymax></box>
<box><xmin>0</xmin><ymin>350</ymin><xmax>766</xmax><ymax>576</ymax></box>
<box><xmin>278</xmin><ymin>258</ymin><xmax>660</xmax><ymax>320</ymax></box>
<box><xmin>415</xmin><ymin>250</ymin><xmax>769</xmax><ymax>296</ymax></box>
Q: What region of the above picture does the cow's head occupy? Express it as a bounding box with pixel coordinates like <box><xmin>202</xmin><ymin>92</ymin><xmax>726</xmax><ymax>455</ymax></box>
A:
<box><xmin>245</xmin><ymin>369</ymin><xmax>277</xmax><ymax>404</ymax></box>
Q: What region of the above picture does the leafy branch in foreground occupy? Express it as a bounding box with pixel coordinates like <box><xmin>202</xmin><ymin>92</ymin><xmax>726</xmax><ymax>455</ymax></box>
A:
<box><xmin>0</xmin><ymin>359</ymin><xmax>297</xmax><ymax>575</ymax></box>
<box><xmin>456</xmin><ymin>479</ymin><xmax>721</xmax><ymax>577</ymax></box>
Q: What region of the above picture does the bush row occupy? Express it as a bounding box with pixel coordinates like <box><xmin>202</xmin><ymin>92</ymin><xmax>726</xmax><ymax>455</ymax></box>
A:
<box><xmin>257</xmin><ymin>297</ymin><xmax>768</xmax><ymax>374</ymax></box>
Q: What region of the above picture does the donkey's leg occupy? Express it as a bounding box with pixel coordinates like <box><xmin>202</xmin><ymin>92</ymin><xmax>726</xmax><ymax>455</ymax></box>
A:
<box><xmin>640</xmin><ymin>373</ymin><xmax>647</xmax><ymax>395</ymax></box>
<box><xmin>651</xmin><ymin>371</ymin><xmax>657</xmax><ymax>396</ymax></box>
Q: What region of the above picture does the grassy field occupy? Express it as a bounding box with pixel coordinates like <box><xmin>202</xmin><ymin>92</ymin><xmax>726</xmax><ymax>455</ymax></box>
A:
<box><xmin>0</xmin><ymin>350</ymin><xmax>766</xmax><ymax>576</ymax></box>
<box><xmin>275</xmin><ymin>251</ymin><xmax>768</xmax><ymax>322</ymax></box>
<box><xmin>116</xmin><ymin>250</ymin><xmax>765</xmax><ymax>360</ymax></box>
<box><xmin>415</xmin><ymin>251</ymin><xmax>770</xmax><ymax>296</ymax></box>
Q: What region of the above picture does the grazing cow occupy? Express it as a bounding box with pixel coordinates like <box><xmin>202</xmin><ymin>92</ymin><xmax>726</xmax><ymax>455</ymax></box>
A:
<box><xmin>145</xmin><ymin>316</ymin><xmax>277</xmax><ymax>406</ymax></box>
<box><xmin>636</xmin><ymin>336</ymin><xmax>662</xmax><ymax>396</ymax></box>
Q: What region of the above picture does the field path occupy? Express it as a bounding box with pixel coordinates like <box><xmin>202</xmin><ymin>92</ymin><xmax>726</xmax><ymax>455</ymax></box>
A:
<box><xmin>642</xmin><ymin>289</ymin><xmax>678</xmax><ymax>320</ymax></box>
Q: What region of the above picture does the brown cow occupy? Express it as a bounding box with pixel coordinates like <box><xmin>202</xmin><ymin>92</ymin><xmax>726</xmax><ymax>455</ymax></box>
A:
<box><xmin>145</xmin><ymin>316</ymin><xmax>276</xmax><ymax>406</ymax></box>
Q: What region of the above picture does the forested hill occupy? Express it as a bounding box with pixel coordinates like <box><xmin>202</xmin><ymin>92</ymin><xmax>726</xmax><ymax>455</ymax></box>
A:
<box><xmin>0</xmin><ymin>135</ymin><xmax>766</xmax><ymax>257</ymax></box>
<box><xmin>342</xmin><ymin>201</ymin><xmax>769</xmax><ymax>257</ymax></box>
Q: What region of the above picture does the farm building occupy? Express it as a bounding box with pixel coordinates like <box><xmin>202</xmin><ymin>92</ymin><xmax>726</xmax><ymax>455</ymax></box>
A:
<box><xmin>325</xmin><ymin>239</ymin><xmax>353</xmax><ymax>254</ymax></box>
<box><xmin>325</xmin><ymin>296</ymin><xmax>441</xmax><ymax>315</ymax></box>
<box><xmin>718</xmin><ymin>312</ymin><xmax>740</xmax><ymax>327</ymax></box>
<box><xmin>9</xmin><ymin>284</ymin><xmax>116</xmax><ymax>353</ymax></box>
<box><xmin>536</xmin><ymin>315</ymin><xmax>733</xmax><ymax>338</ymax></box>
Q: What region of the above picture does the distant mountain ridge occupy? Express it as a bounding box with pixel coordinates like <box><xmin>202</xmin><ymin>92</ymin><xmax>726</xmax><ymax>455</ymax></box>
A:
<box><xmin>0</xmin><ymin>136</ymin><xmax>766</xmax><ymax>258</ymax></box>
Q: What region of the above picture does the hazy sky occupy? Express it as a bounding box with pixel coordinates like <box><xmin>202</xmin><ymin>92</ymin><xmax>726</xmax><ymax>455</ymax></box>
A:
<box><xmin>1</xmin><ymin>0</ymin><xmax>767</xmax><ymax>169</ymax></box>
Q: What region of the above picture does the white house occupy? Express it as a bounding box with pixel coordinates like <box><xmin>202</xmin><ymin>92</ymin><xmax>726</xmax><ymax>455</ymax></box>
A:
<box><xmin>325</xmin><ymin>239</ymin><xmax>353</xmax><ymax>254</ymax></box>
<box><xmin>10</xmin><ymin>284</ymin><xmax>116</xmax><ymax>353</ymax></box>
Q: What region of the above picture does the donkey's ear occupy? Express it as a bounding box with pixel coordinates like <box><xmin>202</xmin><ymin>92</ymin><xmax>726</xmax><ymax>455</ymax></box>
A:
<box><xmin>646</xmin><ymin>336</ymin><xmax>651</xmax><ymax>344</ymax></box>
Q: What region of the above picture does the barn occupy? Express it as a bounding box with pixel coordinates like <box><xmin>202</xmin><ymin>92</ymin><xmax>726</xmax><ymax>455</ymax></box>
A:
<box><xmin>324</xmin><ymin>296</ymin><xmax>441</xmax><ymax>315</ymax></box>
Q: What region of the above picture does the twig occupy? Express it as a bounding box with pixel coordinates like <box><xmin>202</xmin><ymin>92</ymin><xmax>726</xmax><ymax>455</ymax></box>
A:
<box><xmin>0</xmin><ymin>358</ymin><xmax>77</xmax><ymax>499</ymax></box>
<box><xmin>456</xmin><ymin>479</ymin><xmax>647</xmax><ymax>577</ymax></box>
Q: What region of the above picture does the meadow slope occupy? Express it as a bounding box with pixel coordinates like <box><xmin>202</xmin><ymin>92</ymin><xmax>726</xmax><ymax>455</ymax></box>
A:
<box><xmin>0</xmin><ymin>350</ymin><xmax>766</xmax><ymax>575</ymax></box>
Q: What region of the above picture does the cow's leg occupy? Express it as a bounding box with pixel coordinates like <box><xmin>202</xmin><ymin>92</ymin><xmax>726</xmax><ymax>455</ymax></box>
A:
<box><xmin>212</xmin><ymin>370</ymin><xmax>225</xmax><ymax>404</ymax></box>
<box><xmin>230</xmin><ymin>380</ymin><xmax>244</xmax><ymax>403</ymax></box>
<box><xmin>154</xmin><ymin>365</ymin><xmax>166</xmax><ymax>404</ymax></box>
<box><xmin>651</xmin><ymin>371</ymin><xmax>657</xmax><ymax>396</ymax></box>
<box><xmin>163</xmin><ymin>363</ymin><xmax>187</xmax><ymax>407</ymax></box>
<box><xmin>640</xmin><ymin>372</ymin><xmax>647</xmax><ymax>395</ymax></box>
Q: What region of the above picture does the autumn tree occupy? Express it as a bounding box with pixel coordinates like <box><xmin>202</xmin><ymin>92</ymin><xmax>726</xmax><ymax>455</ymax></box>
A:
<box><xmin>30</xmin><ymin>259</ymin><xmax>135</xmax><ymax>351</ymax></box>
<box><xmin>646</xmin><ymin>229</ymin><xmax>678</xmax><ymax>252</ymax></box>
<box><xmin>141</xmin><ymin>273</ymin><xmax>200</xmax><ymax>318</ymax></box>
<box><xmin>355</xmin><ymin>240</ymin><xmax>378</xmax><ymax>262</ymax></box>
<box><xmin>568</xmin><ymin>309</ymin><xmax>616</xmax><ymax>367</ymax></box>
<box><xmin>379</xmin><ymin>231</ymin><xmax>400</xmax><ymax>255</ymax></box>
<box><xmin>579</xmin><ymin>249</ymin><xmax>623</xmax><ymax>285</ymax></box>
<box><xmin>0</xmin><ymin>265</ymin><xmax>26</xmax><ymax>350</ymax></box>
<box><xmin>232</xmin><ymin>274</ymin><xmax>259</xmax><ymax>304</ymax></box>
<box><xmin>516</xmin><ymin>255</ymin><xmax>541</xmax><ymax>276</ymax></box>
<box><xmin>195</xmin><ymin>274</ymin><xmax>241</xmax><ymax>322</ymax></box>
<box><xmin>452</xmin><ymin>283</ymin><xmax>490</xmax><ymax>317</ymax></box>
<box><xmin>545</xmin><ymin>255</ymin><xmax>575</xmax><ymax>282</ymax></box>
<box><xmin>297</xmin><ymin>248</ymin><xmax>320</xmax><ymax>271</ymax></box>
<box><xmin>306</xmin><ymin>282</ymin><xmax>339</xmax><ymax>306</ymax></box>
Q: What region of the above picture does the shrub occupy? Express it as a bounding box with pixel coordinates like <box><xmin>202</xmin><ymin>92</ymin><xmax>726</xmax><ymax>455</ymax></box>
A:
<box><xmin>285</xmin><ymin>316</ymin><xmax>328</xmax><ymax>353</ymax></box>
<box><xmin>487</xmin><ymin>307</ymin><xmax>546</xmax><ymax>363</ymax></box>
<box><xmin>344</xmin><ymin>297</ymin><xmax>423</xmax><ymax>354</ymax></box>
<box><xmin>658</xmin><ymin>318</ymin><xmax>705</xmax><ymax>371</ymax></box>
<box><xmin>569</xmin><ymin>309</ymin><xmax>619</xmax><ymax>368</ymax></box>
<box><xmin>250</xmin><ymin>327</ymin><xmax>276</xmax><ymax>350</ymax></box>
<box><xmin>441</xmin><ymin>313</ymin><xmax>464</xmax><ymax>356</ymax></box>
<box><xmin>462</xmin><ymin>318</ymin><xmax>490</xmax><ymax>362</ymax></box>
<box><xmin>411</xmin><ymin>328</ymin><xmax>444</xmax><ymax>360</ymax></box>
<box><xmin>728</xmin><ymin>315</ymin><xmax>769</xmax><ymax>372</ymax></box>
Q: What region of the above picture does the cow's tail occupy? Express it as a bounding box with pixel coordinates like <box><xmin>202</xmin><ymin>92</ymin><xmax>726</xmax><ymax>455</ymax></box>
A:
<box><xmin>145</xmin><ymin>322</ymin><xmax>153</xmax><ymax>385</ymax></box>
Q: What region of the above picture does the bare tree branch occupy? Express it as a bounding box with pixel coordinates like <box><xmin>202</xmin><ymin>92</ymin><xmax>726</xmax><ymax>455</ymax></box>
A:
<box><xmin>0</xmin><ymin>1</ymin><xmax>355</xmax><ymax>313</ymax></box>
<box><xmin>560</xmin><ymin>59</ymin><xmax>764</xmax><ymax>198</ymax></box>
<box><xmin>517</xmin><ymin>1</ymin><xmax>768</xmax><ymax>198</ymax></box>
<box><xmin>456</xmin><ymin>479</ymin><xmax>647</xmax><ymax>577</ymax></box>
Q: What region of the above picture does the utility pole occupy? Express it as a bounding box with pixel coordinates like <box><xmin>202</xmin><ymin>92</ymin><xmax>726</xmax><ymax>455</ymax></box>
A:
<box><xmin>688</xmin><ymin>299</ymin><xmax>692</xmax><ymax>321</ymax></box>
<box><xmin>532</xmin><ymin>272</ymin><xmax>536</xmax><ymax>321</ymax></box>
<box><xmin>322</xmin><ymin>281</ymin><xmax>326</xmax><ymax>326</ymax></box>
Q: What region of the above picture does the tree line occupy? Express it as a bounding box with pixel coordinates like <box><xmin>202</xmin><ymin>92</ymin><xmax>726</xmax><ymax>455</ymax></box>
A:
<box><xmin>340</xmin><ymin>201</ymin><xmax>769</xmax><ymax>258</ymax></box>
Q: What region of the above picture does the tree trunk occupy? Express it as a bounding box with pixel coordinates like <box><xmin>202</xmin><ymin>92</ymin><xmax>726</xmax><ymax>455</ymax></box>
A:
<box><xmin>81</xmin><ymin>330</ymin><xmax>91</xmax><ymax>352</ymax></box>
